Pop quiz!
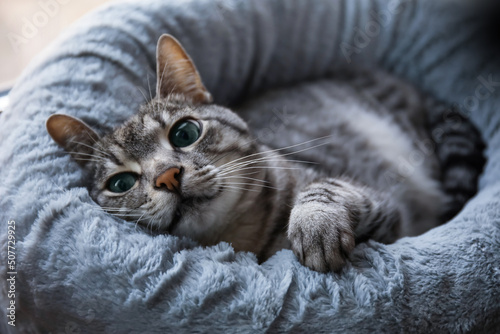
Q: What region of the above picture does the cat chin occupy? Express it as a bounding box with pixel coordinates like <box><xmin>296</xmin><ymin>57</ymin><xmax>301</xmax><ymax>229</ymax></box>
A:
<box><xmin>165</xmin><ymin>209</ymin><xmax>183</xmax><ymax>234</ymax></box>
<box><xmin>168</xmin><ymin>201</ymin><xmax>234</xmax><ymax>244</ymax></box>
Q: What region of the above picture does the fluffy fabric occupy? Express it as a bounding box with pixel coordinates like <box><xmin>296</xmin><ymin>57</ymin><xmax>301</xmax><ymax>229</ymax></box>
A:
<box><xmin>1</xmin><ymin>0</ymin><xmax>499</xmax><ymax>332</ymax></box>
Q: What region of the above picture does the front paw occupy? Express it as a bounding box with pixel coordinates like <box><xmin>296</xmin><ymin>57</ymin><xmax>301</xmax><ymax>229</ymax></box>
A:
<box><xmin>288</xmin><ymin>203</ymin><xmax>356</xmax><ymax>272</ymax></box>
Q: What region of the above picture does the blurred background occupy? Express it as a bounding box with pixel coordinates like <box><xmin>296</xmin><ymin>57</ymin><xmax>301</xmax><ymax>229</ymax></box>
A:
<box><xmin>0</xmin><ymin>0</ymin><xmax>111</xmax><ymax>110</ymax></box>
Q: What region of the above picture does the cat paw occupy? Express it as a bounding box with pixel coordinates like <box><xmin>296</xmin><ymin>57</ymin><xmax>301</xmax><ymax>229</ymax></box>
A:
<box><xmin>287</xmin><ymin>203</ymin><xmax>356</xmax><ymax>272</ymax></box>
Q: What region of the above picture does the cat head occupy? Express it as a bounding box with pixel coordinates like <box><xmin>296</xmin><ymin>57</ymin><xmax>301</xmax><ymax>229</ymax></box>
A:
<box><xmin>46</xmin><ymin>34</ymin><xmax>263</xmax><ymax>244</ymax></box>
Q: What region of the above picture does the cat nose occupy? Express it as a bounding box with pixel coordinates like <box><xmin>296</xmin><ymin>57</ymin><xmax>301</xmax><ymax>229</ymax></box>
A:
<box><xmin>155</xmin><ymin>167</ymin><xmax>183</xmax><ymax>193</ymax></box>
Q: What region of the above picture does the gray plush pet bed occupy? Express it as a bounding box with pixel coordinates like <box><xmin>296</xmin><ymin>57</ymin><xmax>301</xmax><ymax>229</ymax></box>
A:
<box><xmin>1</xmin><ymin>0</ymin><xmax>499</xmax><ymax>333</ymax></box>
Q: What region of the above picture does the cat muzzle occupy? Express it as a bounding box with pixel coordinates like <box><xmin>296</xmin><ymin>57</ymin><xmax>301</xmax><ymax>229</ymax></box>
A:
<box><xmin>155</xmin><ymin>167</ymin><xmax>183</xmax><ymax>194</ymax></box>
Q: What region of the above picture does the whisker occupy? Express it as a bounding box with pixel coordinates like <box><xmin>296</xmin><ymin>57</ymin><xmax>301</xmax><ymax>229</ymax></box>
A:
<box><xmin>67</xmin><ymin>152</ymin><xmax>107</xmax><ymax>160</ymax></box>
<box><xmin>216</xmin><ymin>135</ymin><xmax>333</xmax><ymax>170</ymax></box>
<box><xmin>99</xmin><ymin>205</ymin><xmax>136</xmax><ymax>209</ymax></box>
<box><xmin>116</xmin><ymin>214</ymin><xmax>146</xmax><ymax>218</ymax></box>
<box><xmin>219</xmin><ymin>185</ymin><xmax>262</xmax><ymax>193</ymax></box>
<box><xmin>146</xmin><ymin>72</ymin><xmax>153</xmax><ymax>102</ymax></box>
<box><xmin>146</xmin><ymin>209</ymin><xmax>162</xmax><ymax>232</ymax></box>
<box><xmin>219</xmin><ymin>158</ymin><xmax>317</xmax><ymax>175</ymax></box>
<box><xmin>51</xmin><ymin>181</ymin><xmax>67</xmax><ymax>193</ymax></box>
<box><xmin>134</xmin><ymin>211</ymin><xmax>149</xmax><ymax>226</ymax></box>
<box><xmin>216</xmin><ymin>176</ymin><xmax>271</xmax><ymax>184</ymax></box>
<box><xmin>226</xmin><ymin>171</ymin><xmax>261</xmax><ymax>177</ymax></box>
<box><xmin>99</xmin><ymin>206</ymin><xmax>131</xmax><ymax>210</ymax></box>
<box><xmin>216</xmin><ymin>141</ymin><xmax>326</xmax><ymax>176</ymax></box>
<box><xmin>137</xmin><ymin>85</ymin><xmax>149</xmax><ymax>105</ymax></box>
<box><xmin>219</xmin><ymin>165</ymin><xmax>303</xmax><ymax>176</ymax></box>
<box><xmin>95</xmin><ymin>212</ymin><xmax>144</xmax><ymax>219</ymax></box>
<box><xmin>98</xmin><ymin>207</ymin><xmax>143</xmax><ymax>215</ymax></box>
<box><xmin>89</xmin><ymin>146</ymin><xmax>111</xmax><ymax>158</ymax></box>
<box><xmin>221</xmin><ymin>182</ymin><xmax>279</xmax><ymax>190</ymax></box>
<box><xmin>98</xmin><ymin>206</ymin><xmax>145</xmax><ymax>216</ymax></box>
<box><xmin>73</xmin><ymin>158</ymin><xmax>106</xmax><ymax>163</ymax></box>
<box><xmin>208</xmin><ymin>137</ymin><xmax>260</xmax><ymax>166</ymax></box>
<box><xmin>102</xmin><ymin>209</ymin><xmax>144</xmax><ymax>215</ymax></box>
<box><xmin>69</xmin><ymin>140</ymin><xmax>111</xmax><ymax>158</ymax></box>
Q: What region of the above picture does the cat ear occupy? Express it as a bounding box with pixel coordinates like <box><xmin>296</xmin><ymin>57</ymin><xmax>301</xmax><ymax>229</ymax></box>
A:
<box><xmin>156</xmin><ymin>34</ymin><xmax>213</xmax><ymax>104</ymax></box>
<box><xmin>46</xmin><ymin>114</ymin><xmax>100</xmax><ymax>167</ymax></box>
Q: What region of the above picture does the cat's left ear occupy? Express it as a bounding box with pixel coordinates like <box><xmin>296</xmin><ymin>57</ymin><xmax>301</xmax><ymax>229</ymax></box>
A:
<box><xmin>156</xmin><ymin>34</ymin><xmax>213</xmax><ymax>104</ymax></box>
<box><xmin>46</xmin><ymin>114</ymin><xmax>100</xmax><ymax>167</ymax></box>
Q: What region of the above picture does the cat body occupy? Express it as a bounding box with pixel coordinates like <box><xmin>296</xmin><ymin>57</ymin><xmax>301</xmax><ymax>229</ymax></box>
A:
<box><xmin>46</xmin><ymin>35</ymin><xmax>481</xmax><ymax>272</ymax></box>
<box><xmin>236</xmin><ymin>73</ymin><xmax>445</xmax><ymax>264</ymax></box>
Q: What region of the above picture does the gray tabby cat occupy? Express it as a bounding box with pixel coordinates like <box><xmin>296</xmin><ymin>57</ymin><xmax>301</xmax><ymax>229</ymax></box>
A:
<box><xmin>45</xmin><ymin>34</ymin><xmax>480</xmax><ymax>272</ymax></box>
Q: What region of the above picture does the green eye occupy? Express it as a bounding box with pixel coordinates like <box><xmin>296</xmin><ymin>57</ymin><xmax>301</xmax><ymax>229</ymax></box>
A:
<box><xmin>107</xmin><ymin>172</ymin><xmax>138</xmax><ymax>193</ymax></box>
<box><xmin>169</xmin><ymin>120</ymin><xmax>201</xmax><ymax>148</ymax></box>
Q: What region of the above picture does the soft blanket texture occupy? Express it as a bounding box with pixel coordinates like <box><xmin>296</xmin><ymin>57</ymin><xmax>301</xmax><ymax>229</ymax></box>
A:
<box><xmin>1</xmin><ymin>0</ymin><xmax>499</xmax><ymax>333</ymax></box>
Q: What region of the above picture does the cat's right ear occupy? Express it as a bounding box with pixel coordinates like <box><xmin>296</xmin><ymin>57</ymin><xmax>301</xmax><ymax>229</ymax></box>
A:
<box><xmin>156</xmin><ymin>34</ymin><xmax>213</xmax><ymax>104</ymax></box>
<box><xmin>46</xmin><ymin>114</ymin><xmax>100</xmax><ymax>167</ymax></box>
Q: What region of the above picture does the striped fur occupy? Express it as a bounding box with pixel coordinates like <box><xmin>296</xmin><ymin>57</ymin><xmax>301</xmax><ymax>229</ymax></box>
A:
<box><xmin>426</xmin><ymin>101</ymin><xmax>486</xmax><ymax>222</ymax></box>
<box><xmin>47</xmin><ymin>53</ymin><xmax>485</xmax><ymax>274</ymax></box>
<box><xmin>237</xmin><ymin>69</ymin><xmax>484</xmax><ymax>271</ymax></box>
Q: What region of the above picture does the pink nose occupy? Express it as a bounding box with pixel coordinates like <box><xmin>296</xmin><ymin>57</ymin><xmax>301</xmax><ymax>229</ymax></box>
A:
<box><xmin>155</xmin><ymin>167</ymin><xmax>182</xmax><ymax>192</ymax></box>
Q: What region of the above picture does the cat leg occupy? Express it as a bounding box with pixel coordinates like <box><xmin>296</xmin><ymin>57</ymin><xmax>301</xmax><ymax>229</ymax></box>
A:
<box><xmin>287</xmin><ymin>178</ymin><xmax>401</xmax><ymax>272</ymax></box>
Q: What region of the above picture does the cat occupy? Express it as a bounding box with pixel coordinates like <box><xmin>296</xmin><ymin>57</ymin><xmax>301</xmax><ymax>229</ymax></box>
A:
<box><xmin>46</xmin><ymin>34</ymin><xmax>484</xmax><ymax>272</ymax></box>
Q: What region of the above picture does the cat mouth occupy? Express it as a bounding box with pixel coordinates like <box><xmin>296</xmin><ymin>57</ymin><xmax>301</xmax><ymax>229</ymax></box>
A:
<box><xmin>167</xmin><ymin>209</ymin><xmax>182</xmax><ymax>234</ymax></box>
<box><xmin>165</xmin><ymin>196</ymin><xmax>212</xmax><ymax>233</ymax></box>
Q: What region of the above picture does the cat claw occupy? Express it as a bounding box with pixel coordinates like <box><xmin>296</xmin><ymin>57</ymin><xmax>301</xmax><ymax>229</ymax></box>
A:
<box><xmin>288</xmin><ymin>204</ymin><xmax>356</xmax><ymax>273</ymax></box>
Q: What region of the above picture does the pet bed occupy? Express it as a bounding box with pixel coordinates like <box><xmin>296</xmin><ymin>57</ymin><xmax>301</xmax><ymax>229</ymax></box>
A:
<box><xmin>0</xmin><ymin>0</ymin><xmax>499</xmax><ymax>332</ymax></box>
